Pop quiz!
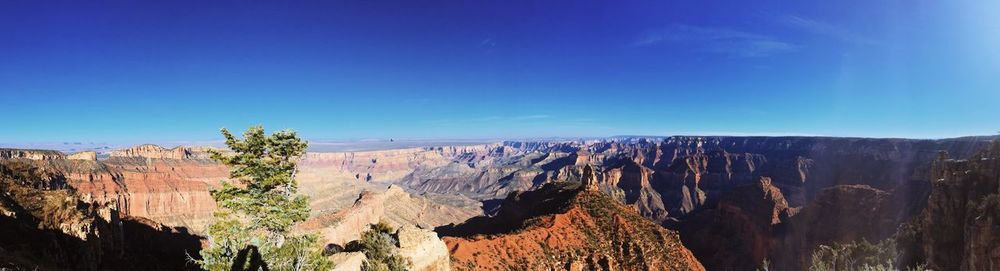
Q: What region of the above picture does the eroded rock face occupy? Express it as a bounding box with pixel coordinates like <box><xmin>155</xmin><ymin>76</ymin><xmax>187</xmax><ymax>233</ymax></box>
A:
<box><xmin>913</xmin><ymin>143</ymin><xmax>1000</xmax><ymax>271</ymax></box>
<box><xmin>67</xmin><ymin>151</ymin><xmax>97</xmax><ymax>161</ymax></box>
<box><xmin>109</xmin><ymin>144</ymin><xmax>194</xmax><ymax>159</ymax></box>
<box><xmin>439</xmin><ymin>182</ymin><xmax>705</xmax><ymax>271</ymax></box>
<box><xmin>0</xmin><ymin>145</ymin><xmax>229</xmax><ymax>233</ymax></box>
<box><xmin>1</xmin><ymin>143</ymin><xmax>486</xmax><ymax>236</ymax></box>
<box><xmin>0</xmin><ymin>148</ymin><xmax>65</xmax><ymax>160</ymax></box>
<box><xmin>298</xmin><ymin>185</ymin><xmax>479</xmax><ymax>246</ymax></box>
<box><xmin>329</xmin><ymin>252</ymin><xmax>366</xmax><ymax>271</ymax></box>
<box><xmin>299</xmin><ymin>186</ymin><xmax>459</xmax><ymax>271</ymax></box>
<box><xmin>679</xmin><ymin>176</ymin><xmax>918</xmax><ymax>270</ymax></box>
<box><xmin>0</xmin><ymin>160</ymin><xmax>202</xmax><ymax>271</ymax></box>
<box><xmin>398</xmin><ymin>225</ymin><xmax>450</xmax><ymax>271</ymax></box>
<box><xmin>678</xmin><ymin>177</ymin><xmax>790</xmax><ymax>271</ymax></box>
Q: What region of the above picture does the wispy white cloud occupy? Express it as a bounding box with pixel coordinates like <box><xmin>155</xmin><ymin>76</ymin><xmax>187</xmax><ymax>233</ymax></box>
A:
<box><xmin>776</xmin><ymin>15</ymin><xmax>880</xmax><ymax>46</ymax></box>
<box><xmin>705</xmin><ymin>39</ymin><xmax>799</xmax><ymax>58</ymax></box>
<box><xmin>631</xmin><ymin>24</ymin><xmax>797</xmax><ymax>57</ymax></box>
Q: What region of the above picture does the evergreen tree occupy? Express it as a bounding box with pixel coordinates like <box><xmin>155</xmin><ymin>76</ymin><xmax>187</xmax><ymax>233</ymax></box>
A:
<box><xmin>197</xmin><ymin>126</ymin><xmax>331</xmax><ymax>271</ymax></box>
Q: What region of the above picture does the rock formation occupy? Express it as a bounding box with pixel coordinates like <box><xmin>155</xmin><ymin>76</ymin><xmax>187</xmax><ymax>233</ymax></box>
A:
<box><xmin>109</xmin><ymin>144</ymin><xmax>194</xmax><ymax>159</ymax></box>
<box><xmin>678</xmin><ymin>177</ymin><xmax>791</xmax><ymax>271</ymax></box>
<box><xmin>298</xmin><ymin>185</ymin><xmax>479</xmax><ymax>245</ymax></box>
<box><xmin>0</xmin><ymin>145</ymin><xmax>229</xmax><ymax>233</ymax></box>
<box><xmin>439</xmin><ymin>182</ymin><xmax>705</xmax><ymax>271</ymax></box>
<box><xmin>67</xmin><ymin>151</ymin><xmax>97</xmax><ymax>161</ymax></box>
<box><xmin>0</xmin><ymin>148</ymin><xmax>65</xmax><ymax>160</ymax></box>
<box><xmin>329</xmin><ymin>252</ymin><xmax>366</xmax><ymax>271</ymax></box>
<box><xmin>905</xmin><ymin>142</ymin><xmax>1000</xmax><ymax>270</ymax></box>
<box><xmin>296</xmin><ymin>185</ymin><xmax>462</xmax><ymax>271</ymax></box>
<box><xmin>398</xmin><ymin>225</ymin><xmax>451</xmax><ymax>271</ymax></box>
<box><xmin>0</xmin><ymin>159</ymin><xmax>202</xmax><ymax>271</ymax></box>
<box><xmin>679</xmin><ymin>177</ymin><xmax>918</xmax><ymax>270</ymax></box>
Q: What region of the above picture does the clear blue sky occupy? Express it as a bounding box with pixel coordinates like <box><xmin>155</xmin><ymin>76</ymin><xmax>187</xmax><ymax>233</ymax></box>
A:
<box><xmin>2</xmin><ymin>0</ymin><xmax>998</xmax><ymax>143</ymax></box>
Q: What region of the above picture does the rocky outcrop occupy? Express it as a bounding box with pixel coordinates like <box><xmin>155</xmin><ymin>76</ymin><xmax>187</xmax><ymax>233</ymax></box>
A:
<box><xmin>329</xmin><ymin>252</ymin><xmax>366</xmax><ymax>271</ymax></box>
<box><xmin>909</xmin><ymin>142</ymin><xmax>1000</xmax><ymax>271</ymax></box>
<box><xmin>0</xmin><ymin>148</ymin><xmax>64</xmax><ymax>160</ymax></box>
<box><xmin>0</xmin><ymin>145</ymin><xmax>228</xmax><ymax>233</ymax></box>
<box><xmin>67</xmin><ymin>151</ymin><xmax>97</xmax><ymax>161</ymax></box>
<box><xmin>398</xmin><ymin>225</ymin><xmax>450</xmax><ymax>271</ymax></box>
<box><xmin>300</xmin><ymin>187</ymin><xmax>395</xmax><ymax>246</ymax></box>
<box><xmin>298</xmin><ymin>185</ymin><xmax>479</xmax><ymax>246</ymax></box>
<box><xmin>0</xmin><ymin>160</ymin><xmax>202</xmax><ymax>271</ymax></box>
<box><xmin>297</xmin><ymin>185</ymin><xmax>465</xmax><ymax>271</ymax></box>
<box><xmin>323</xmin><ymin>225</ymin><xmax>449</xmax><ymax>271</ymax></box>
<box><xmin>110</xmin><ymin>144</ymin><xmax>193</xmax><ymax>159</ymax></box>
<box><xmin>439</xmin><ymin>182</ymin><xmax>705</xmax><ymax>271</ymax></box>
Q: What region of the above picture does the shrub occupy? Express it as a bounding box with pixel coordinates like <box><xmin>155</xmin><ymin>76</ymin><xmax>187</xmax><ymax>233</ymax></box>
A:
<box><xmin>359</xmin><ymin>222</ymin><xmax>408</xmax><ymax>271</ymax></box>
<box><xmin>808</xmin><ymin>238</ymin><xmax>927</xmax><ymax>271</ymax></box>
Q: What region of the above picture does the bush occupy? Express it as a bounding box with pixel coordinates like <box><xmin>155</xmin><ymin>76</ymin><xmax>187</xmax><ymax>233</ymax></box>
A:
<box><xmin>359</xmin><ymin>222</ymin><xmax>408</xmax><ymax>271</ymax></box>
<box><xmin>808</xmin><ymin>238</ymin><xmax>927</xmax><ymax>271</ymax></box>
<box><xmin>809</xmin><ymin>239</ymin><xmax>894</xmax><ymax>271</ymax></box>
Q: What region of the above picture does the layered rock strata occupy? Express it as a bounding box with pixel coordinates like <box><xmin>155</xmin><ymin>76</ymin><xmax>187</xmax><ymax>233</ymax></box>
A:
<box><xmin>0</xmin><ymin>145</ymin><xmax>228</xmax><ymax>233</ymax></box>
<box><xmin>0</xmin><ymin>160</ymin><xmax>202</xmax><ymax>271</ymax></box>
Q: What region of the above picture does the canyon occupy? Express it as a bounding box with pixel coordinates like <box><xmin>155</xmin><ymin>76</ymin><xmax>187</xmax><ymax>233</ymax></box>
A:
<box><xmin>1</xmin><ymin>135</ymin><xmax>998</xmax><ymax>270</ymax></box>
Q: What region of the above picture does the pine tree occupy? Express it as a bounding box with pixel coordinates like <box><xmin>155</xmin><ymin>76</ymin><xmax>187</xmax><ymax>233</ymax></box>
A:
<box><xmin>197</xmin><ymin>126</ymin><xmax>331</xmax><ymax>271</ymax></box>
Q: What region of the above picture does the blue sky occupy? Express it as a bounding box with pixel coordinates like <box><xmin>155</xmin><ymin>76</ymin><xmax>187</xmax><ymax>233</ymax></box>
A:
<box><xmin>2</xmin><ymin>0</ymin><xmax>999</xmax><ymax>143</ymax></box>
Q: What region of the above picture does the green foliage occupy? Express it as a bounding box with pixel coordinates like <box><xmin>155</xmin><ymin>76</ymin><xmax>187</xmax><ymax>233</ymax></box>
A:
<box><xmin>359</xmin><ymin>222</ymin><xmax>408</xmax><ymax>271</ymax></box>
<box><xmin>893</xmin><ymin>221</ymin><xmax>925</xmax><ymax>270</ymax></box>
<box><xmin>808</xmin><ymin>238</ymin><xmax>927</xmax><ymax>271</ymax></box>
<box><xmin>209</xmin><ymin>126</ymin><xmax>310</xmax><ymax>232</ymax></box>
<box><xmin>197</xmin><ymin>126</ymin><xmax>330</xmax><ymax>271</ymax></box>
